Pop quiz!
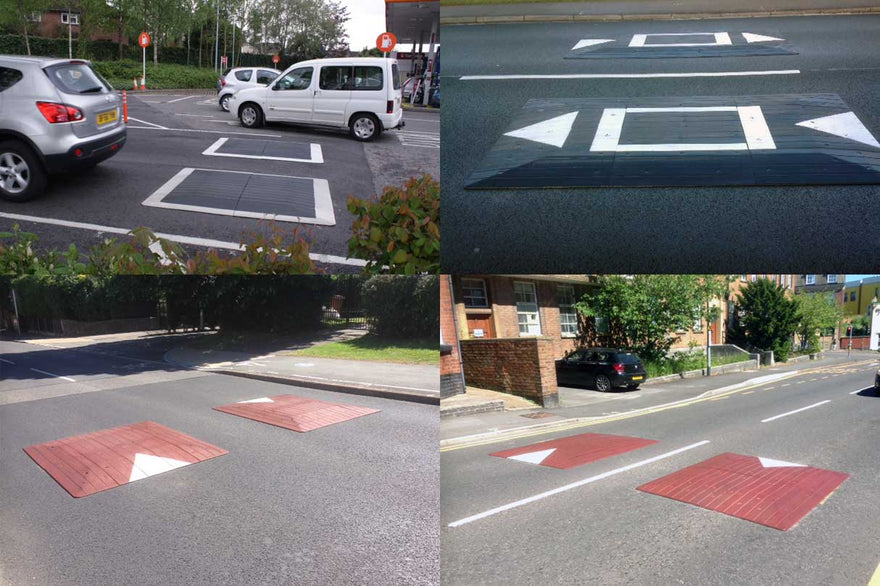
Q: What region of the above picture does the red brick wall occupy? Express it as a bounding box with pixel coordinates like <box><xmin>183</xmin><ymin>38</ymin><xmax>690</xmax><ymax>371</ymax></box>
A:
<box><xmin>440</xmin><ymin>276</ymin><xmax>465</xmax><ymax>398</ymax></box>
<box><xmin>460</xmin><ymin>337</ymin><xmax>559</xmax><ymax>407</ymax></box>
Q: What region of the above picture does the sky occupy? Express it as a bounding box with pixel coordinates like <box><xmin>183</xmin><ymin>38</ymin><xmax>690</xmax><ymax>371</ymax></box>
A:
<box><xmin>342</xmin><ymin>0</ymin><xmax>387</xmax><ymax>53</ymax></box>
<box><xmin>847</xmin><ymin>275</ymin><xmax>880</xmax><ymax>281</ymax></box>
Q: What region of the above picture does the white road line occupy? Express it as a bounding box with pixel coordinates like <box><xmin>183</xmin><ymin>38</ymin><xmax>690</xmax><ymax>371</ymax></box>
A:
<box><xmin>127</xmin><ymin>117</ymin><xmax>167</xmax><ymax>129</ymax></box>
<box><xmin>126</xmin><ymin>125</ymin><xmax>282</xmax><ymax>138</ymax></box>
<box><xmin>460</xmin><ymin>69</ymin><xmax>800</xmax><ymax>81</ymax></box>
<box><xmin>30</xmin><ymin>368</ymin><xmax>76</xmax><ymax>382</ymax></box>
<box><xmin>166</xmin><ymin>95</ymin><xmax>196</xmax><ymax>103</ymax></box>
<box><xmin>202</xmin><ymin>137</ymin><xmax>324</xmax><ymax>164</ymax></box>
<box><xmin>174</xmin><ymin>113</ymin><xmax>218</xmax><ymax>118</ymax></box>
<box><xmin>447</xmin><ymin>440</ymin><xmax>711</xmax><ymax>528</ymax></box>
<box><xmin>0</xmin><ymin>358</ymin><xmax>15</xmax><ymax>365</ymax></box>
<box><xmin>761</xmin><ymin>400</ymin><xmax>831</xmax><ymax>423</ymax></box>
<box><xmin>850</xmin><ymin>387</ymin><xmax>872</xmax><ymax>395</ymax></box>
<box><xmin>0</xmin><ymin>211</ymin><xmax>366</xmax><ymax>267</ymax></box>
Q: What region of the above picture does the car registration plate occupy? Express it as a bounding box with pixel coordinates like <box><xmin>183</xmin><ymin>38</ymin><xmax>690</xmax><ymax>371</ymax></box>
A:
<box><xmin>632</xmin><ymin>376</ymin><xmax>644</xmax><ymax>381</ymax></box>
<box><xmin>96</xmin><ymin>109</ymin><xmax>118</xmax><ymax>125</ymax></box>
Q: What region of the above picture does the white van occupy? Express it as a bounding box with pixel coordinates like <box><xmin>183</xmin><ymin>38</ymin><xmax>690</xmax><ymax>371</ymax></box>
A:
<box><xmin>229</xmin><ymin>57</ymin><xmax>405</xmax><ymax>141</ymax></box>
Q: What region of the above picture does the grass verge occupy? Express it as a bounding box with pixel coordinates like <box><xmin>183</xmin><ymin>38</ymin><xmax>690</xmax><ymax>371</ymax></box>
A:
<box><xmin>289</xmin><ymin>335</ymin><xmax>438</xmax><ymax>365</ymax></box>
<box><xmin>93</xmin><ymin>60</ymin><xmax>217</xmax><ymax>90</ymax></box>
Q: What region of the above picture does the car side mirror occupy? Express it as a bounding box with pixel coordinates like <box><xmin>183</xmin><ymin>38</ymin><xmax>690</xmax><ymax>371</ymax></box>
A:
<box><xmin>271</xmin><ymin>84</ymin><xmax>280</xmax><ymax>91</ymax></box>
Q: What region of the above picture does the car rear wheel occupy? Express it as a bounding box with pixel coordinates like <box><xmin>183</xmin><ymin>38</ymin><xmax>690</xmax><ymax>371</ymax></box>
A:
<box><xmin>219</xmin><ymin>94</ymin><xmax>232</xmax><ymax>112</ymax></box>
<box><xmin>0</xmin><ymin>141</ymin><xmax>46</xmax><ymax>202</ymax></box>
<box><xmin>350</xmin><ymin>113</ymin><xmax>381</xmax><ymax>142</ymax></box>
<box><xmin>239</xmin><ymin>103</ymin><xmax>263</xmax><ymax>128</ymax></box>
<box><xmin>595</xmin><ymin>375</ymin><xmax>611</xmax><ymax>392</ymax></box>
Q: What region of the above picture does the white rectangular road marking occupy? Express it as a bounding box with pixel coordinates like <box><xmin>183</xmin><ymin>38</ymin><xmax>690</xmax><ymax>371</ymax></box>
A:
<box><xmin>460</xmin><ymin>69</ymin><xmax>800</xmax><ymax>81</ymax></box>
<box><xmin>127</xmin><ymin>116</ymin><xmax>167</xmax><ymax>129</ymax></box>
<box><xmin>30</xmin><ymin>368</ymin><xmax>76</xmax><ymax>382</ymax></box>
<box><xmin>0</xmin><ymin>211</ymin><xmax>366</xmax><ymax>267</ymax></box>
<box><xmin>142</xmin><ymin>167</ymin><xmax>336</xmax><ymax>226</ymax></box>
<box><xmin>590</xmin><ymin>105</ymin><xmax>776</xmax><ymax>153</ymax></box>
<box><xmin>447</xmin><ymin>440</ymin><xmax>711</xmax><ymax>528</ymax></box>
<box><xmin>166</xmin><ymin>95</ymin><xmax>196</xmax><ymax>103</ymax></box>
<box><xmin>630</xmin><ymin>32</ymin><xmax>732</xmax><ymax>48</ymax></box>
<box><xmin>761</xmin><ymin>400</ymin><xmax>831</xmax><ymax>423</ymax></box>
<box><xmin>202</xmin><ymin>137</ymin><xmax>324</xmax><ymax>164</ymax></box>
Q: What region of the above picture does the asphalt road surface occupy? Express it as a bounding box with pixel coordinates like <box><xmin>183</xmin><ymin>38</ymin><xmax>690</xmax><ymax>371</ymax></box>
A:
<box><xmin>441</xmin><ymin>357</ymin><xmax>880</xmax><ymax>585</ymax></box>
<box><xmin>0</xmin><ymin>340</ymin><xmax>439</xmax><ymax>585</ymax></box>
<box><xmin>0</xmin><ymin>95</ymin><xmax>438</xmax><ymax>271</ymax></box>
<box><xmin>441</xmin><ymin>15</ymin><xmax>880</xmax><ymax>272</ymax></box>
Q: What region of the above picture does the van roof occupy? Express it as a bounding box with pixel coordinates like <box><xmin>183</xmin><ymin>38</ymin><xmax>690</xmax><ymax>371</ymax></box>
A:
<box><xmin>290</xmin><ymin>57</ymin><xmax>395</xmax><ymax>68</ymax></box>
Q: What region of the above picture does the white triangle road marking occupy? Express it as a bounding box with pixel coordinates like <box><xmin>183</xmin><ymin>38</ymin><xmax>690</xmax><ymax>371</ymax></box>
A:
<box><xmin>796</xmin><ymin>111</ymin><xmax>880</xmax><ymax>148</ymax></box>
<box><xmin>129</xmin><ymin>453</ymin><xmax>191</xmax><ymax>482</ymax></box>
<box><xmin>508</xmin><ymin>448</ymin><xmax>556</xmax><ymax>465</ymax></box>
<box><xmin>238</xmin><ymin>397</ymin><xmax>274</xmax><ymax>403</ymax></box>
<box><xmin>504</xmin><ymin>112</ymin><xmax>578</xmax><ymax>148</ymax></box>
<box><xmin>758</xmin><ymin>457</ymin><xmax>806</xmax><ymax>468</ymax></box>
<box><xmin>571</xmin><ymin>39</ymin><xmax>615</xmax><ymax>51</ymax></box>
<box><xmin>742</xmin><ymin>32</ymin><xmax>784</xmax><ymax>43</ymax></box>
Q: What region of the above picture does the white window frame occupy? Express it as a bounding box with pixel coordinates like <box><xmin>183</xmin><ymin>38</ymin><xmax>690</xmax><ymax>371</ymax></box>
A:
<box><xmin>61</xmin><ymin>12</ymin><xmax>79</xmax><ymax>25</ymax></box>
<box><xmin>750</xmin><ymin>275</ymin><xmax>757</xmax><ymax>282</ymax></box>
<box><xmin>805</xmin><ymin>274</ymin><xmax>816</xmax><ymax>285</ymax></box>
<box><xmin>740</xmin><ymin>274</ymin><xmax>747</xmax><ymax>282</ymax></box>
<box><xmin>460</xmin><ymin>278</ymin><xmax>488</xmax><ymax>309</ymax></box>
<box><xmin>514</xmin><ymin>281</ymin><xmax>541</xmax><ymax>337</ymax></box>
<box><xmin>693</xmin><ymin>316</ymin><xmax>703</xmax><ymax>333</ymax></box>
<box><xmin>826</xmin><ymin>274</ymin><xmax>837</xmax><ymax>284</ymax></box>
<box><xmin>29</xmin><ymin>12</ymin><xmax>41</xmax><ymax>22</ymax></box>
<box><xmin>557</xmin><ymin>285</ymin><xmax>578</xmax><ymax>338</ymax></box>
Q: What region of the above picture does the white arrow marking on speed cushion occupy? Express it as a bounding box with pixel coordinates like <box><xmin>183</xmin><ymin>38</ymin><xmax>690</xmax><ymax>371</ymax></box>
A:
<box><xmin>504</xmin><ymin>112</ymin><xmax>578</xmax><ymax>148</ymax></box>
<box><xmin>129</xmin><ymin>453</ymin><xmax>191</xmax><ymax>482</ymax></box>
<box><xmin>796</xmin><ymin>111</ymin><xmax>880</xmax><ymax>148</ymax></box>
<box><xmin>742</xmin><ymin>33</ymin><xmax>784</xmax><ymax>43</ymax></box>
<box><xmin>571</xmin><ymin>39</ymin><xmax>615</xmax><ymax>51</ymax></box>
<box><xmin>238</xmin><ymin>397</ymin><xmax>275</xmax><ymax>403</ymax></box>
<box><xmin>758</xmin><ymin>457</ymin><xmax>806</xmax><ymax>468</ymax></box>
<box><xmin>508</xmin><ymin>448</ymin><xmax>556</xmax><ymax>465</ymax></box>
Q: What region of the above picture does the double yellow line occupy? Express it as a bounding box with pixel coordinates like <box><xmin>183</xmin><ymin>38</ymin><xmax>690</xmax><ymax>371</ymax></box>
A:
<box><xmin>440</xmin><ymin>358</ymin><xmax>877</xmax><ymax>453</ymax></box>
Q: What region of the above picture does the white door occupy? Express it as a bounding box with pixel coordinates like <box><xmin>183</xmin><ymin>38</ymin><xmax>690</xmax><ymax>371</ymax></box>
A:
<box><xmin>265</xmin><ymin>66</ymin><xmax>314</xmax><ymax>122</ymax></box>
<box><xmin>313</xmin><ymin>65</ymin><xmax>352</xmax><ymax>125</ymax></box>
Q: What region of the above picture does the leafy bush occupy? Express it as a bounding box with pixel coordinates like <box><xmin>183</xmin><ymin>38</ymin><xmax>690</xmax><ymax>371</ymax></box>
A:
<box><xmin>1</xmin><ymin>224</ymin><xmax>316</xmax><ymax>275</ymax></box>
<box><xmin>361</xmin><ymin>275</ymin><xmax>438</xmax><ymax>339</ymax></box>
<box><xmin>93</xmin><ymin>61</ymin><xmax>220</xmax><ymax>90</ymax></box>
<box><xmin>347</xmin><ymin>175</ymin><xmax>440</xmax><ymax>275</ymax></box>
<box><xmin>11</xmin><ymin>275</ymin><xmax>158</xmax><ymax>321</ymax></box>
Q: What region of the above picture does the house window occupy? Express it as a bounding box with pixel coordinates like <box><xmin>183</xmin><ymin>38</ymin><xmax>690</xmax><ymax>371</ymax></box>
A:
<box><xmin>750</xmin><ymin>275</ymin><xmax>756</xmax><ymax>282</ymax></box>
<box><xmin>557</xmin><ymin>285</ymin><xmax>578</xmax><ymax>338</ymax></box>
<box><xmin>851</xmin><ymin>292</ymin><xmax>856</xmax><ymax>302</ymax></box>
<box><xmin>805</xmin><ymin>274</ymin><xmax>816</xmax><ymax>285</ymax></box>
<box><xmin>740</xmin><ymin>275</ymin><xmax>747</xmax><ymax>282</ymax></box>
<box><xmin>28</xmin><ymin>12</ymin><xmax>41</xmax><ymax>22</ymax></box>
<box><xmin>514</xmin><ymin>282</ymin><xmax>541</xmax><ymax>336</ymax></box>
<box><xmin>61</xmin><ymin>12</ymin><xmax>79</xmax><ymax>25</ymax></box>
<box><xmin>826</xmin><ymin>275</ymin><xmax>837</xmax><ymax>284</ymax></box>
<box><xmin>693</xmin><ymin>316</ymin><xmax>703</xmax><ymax>333</ymax></box>
<box><xmin>595</xmin><ymin>316</ymin><xmax>609</xmax><ymax>334</ymax></box>
<box><xmin>460</xmin><ymin>278</ymin><xmax>488</xmax><ymax>308</ymax></box>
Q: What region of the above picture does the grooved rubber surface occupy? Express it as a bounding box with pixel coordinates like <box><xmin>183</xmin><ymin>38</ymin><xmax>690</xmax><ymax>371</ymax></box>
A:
<box><xmin>23</xmin><ymin>421</ymin><xmax>228</xmax><ymax>498</ymax></box>
<box><xmin>163</xmin><ymin>170</ymin><xmax>317</xmax><ymax>216</ymax></box>
<box><xmin>490</xmin><ymin>432</ymin><xmax>658</xmax><ymax>470</ymax></box>
<box><xmin>216</xmin><ymin>138</ymin><xmax>312</xmax><ymax>159</ymax></box>
<box><xmin>637</xmin><ymin>452</ymin><xmax>849</xmax><ymax>531</ymax></box>
<box><xmin>213</xmin><ymin>394</ymin><xmax>380</xmax><ymax>432</ymax></box>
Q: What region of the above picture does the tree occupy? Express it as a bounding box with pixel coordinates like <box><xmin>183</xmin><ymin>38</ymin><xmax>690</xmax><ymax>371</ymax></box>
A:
<box><xmin>732</xmin><ymin>279</ymin><xmax>799</xmax><ymax>362</ymax></box>
<box><xmin>575</xmin><ymin>275</ymin><xmax>721</xmax><ymax>363</ymax></box>
<box><xmin>795</xmin><ymin>292</ymin><xmax>842</xmax><ymax>350</ymax></box>
<box><xmin>0</xmin><ymin>0</ymin><xmax>50</xmax><ymax>55</ymax></box>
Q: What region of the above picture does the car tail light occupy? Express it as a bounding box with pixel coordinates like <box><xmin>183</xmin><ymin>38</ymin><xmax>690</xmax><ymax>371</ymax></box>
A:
<box><xmin>221</xmin><ymin>78</ymin><xmax>226</xmax><ymax>87</ymax></box>
<box><xmin>613</xmin><ymin>363</ymin><xmax>626</xmax><ymax>375</ymax></box>
<box><xmin>387</xmin><ymin>100</ymin><xmax>394</xmax><ymax>114</ymax></box>
<box><xmin>36</xmin><ymin>101</ymin><xmax>84</xmax><ymax>123</ymax></box>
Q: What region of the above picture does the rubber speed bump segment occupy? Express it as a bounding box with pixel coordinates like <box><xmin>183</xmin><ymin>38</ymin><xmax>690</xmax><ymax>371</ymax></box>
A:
<box><xmin>213</xmin><ymin>395</ymin><xmax>380</xmax><ymax>432</ymax></box>
<box><xmin>491</xmin><ymin>432</ymin><xmax>658</xmax><ymax>470</ymax></box>
<box><xmin>23</xmin><ymin>421</ymin><xmax>228</xmax><ymax>498</ymax></box>
<box><xmin>637</xmin><ymin>452</ymin><xmax>849</xmax><ymax>530</ymax></box>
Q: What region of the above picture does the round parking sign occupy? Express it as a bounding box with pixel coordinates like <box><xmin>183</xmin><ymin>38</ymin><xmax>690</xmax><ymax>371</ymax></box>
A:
<box><xmin>138</xmin><ymin>32</ymin><xmax>151</xmax><ymax>48</ymax></box>
<box><xmin>272</xmin><ymin>55</ymin><xmax>280</xmax><ymax>64</ymax></box>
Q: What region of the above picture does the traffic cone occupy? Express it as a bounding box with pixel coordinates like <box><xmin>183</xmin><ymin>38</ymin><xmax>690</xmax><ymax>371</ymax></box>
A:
<box><xmin>133</xmin><ymin>77</ymin><xmax>138</xmax><ymax>91</ymax></box>
<box><xmin>140</xmin><ymin>76</ymin><xmax>146</xmax><ymax>91</ymax></box>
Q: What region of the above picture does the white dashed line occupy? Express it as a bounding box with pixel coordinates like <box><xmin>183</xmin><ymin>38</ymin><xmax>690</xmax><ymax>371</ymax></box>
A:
<box><xmin>761</xmin><ymin>400</ymin><xmax>831</xmax><ymax>423</ymax></box>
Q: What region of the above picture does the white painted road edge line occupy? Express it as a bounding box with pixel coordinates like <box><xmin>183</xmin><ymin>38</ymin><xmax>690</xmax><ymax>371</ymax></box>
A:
<box><xmin>761</xmin><ymin>400</ymin><xmax>831</xmax><ymax>423</ymax></box>
<box><xmin>447</xmin><ymin>440</ymin><xmax>711</xmax><ymax>528</ymax></box>
<box><xmin>127</xmin><ymin>116</ymin><xmax>167</xmax><ymax>129</ymax></box>
<box><xmin>0</xmin><ymin>358</ymin><xmax>15</xmax><ymax>365</ymax></box>
<box><xmin>166</xmin><ymin>95</ymin><xmax>195</xmax><ymax>103</ymax></box>
<box><xmin>850</xmin><ymin>387</ymin><xmax>873</xmax><ymax>395</ymax></box>
<box><xmin>0</xmin><ymin>211</ymin><xmax>366</xmax><ymax>267</ymax></box>
<box><xmin>30</xmin><ymin>368</ymin><xmax>76</xmax><ymax>382</ymax></box>
<box><xmin>460</xmin><ymin>69</ymin><xmax>800</xmax><ymax>81</ymax></box>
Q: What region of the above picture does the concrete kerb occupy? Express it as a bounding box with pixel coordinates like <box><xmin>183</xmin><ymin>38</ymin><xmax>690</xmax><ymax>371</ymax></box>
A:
<box><xmin>439</xmin><ymin>359</ymin><xmax>877</xmax><ymax>451</ymax></box>
<box><xmin>442</xmin><ymin>7</ymin><xmax>880</xmax><ymax>25</ymax></box>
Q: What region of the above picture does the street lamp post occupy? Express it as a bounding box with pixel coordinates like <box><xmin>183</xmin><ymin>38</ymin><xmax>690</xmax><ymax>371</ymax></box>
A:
<box><xmin>706</xmin><ymin>297</ymin><xmax>712</xmax><ymax>377</ymax></box>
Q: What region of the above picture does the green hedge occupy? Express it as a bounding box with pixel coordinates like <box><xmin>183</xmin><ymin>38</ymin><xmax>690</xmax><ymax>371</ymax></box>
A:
<box><xmin>93</xmin><ymin>60</ymin><xmax>219</xmax><ymax>89</ymax></box>
<box><xmin>361</xmin><ymin>275</ymin><xmax>439</xmax><ymax>339</ymax></box>
<box><xmin>11</xmin><ymin>275</ymin><xmax>159</xmax><ymax>321</ymax></box>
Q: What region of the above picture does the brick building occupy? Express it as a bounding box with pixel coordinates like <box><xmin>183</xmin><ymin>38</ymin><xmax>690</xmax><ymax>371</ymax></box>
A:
<box><xmin>440</xmin><ymin>276</ymin><xmax>465</xmax><ymax>399</ymax></box>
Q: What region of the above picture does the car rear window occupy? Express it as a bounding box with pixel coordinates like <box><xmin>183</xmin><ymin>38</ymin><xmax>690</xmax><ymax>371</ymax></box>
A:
<box><xmin>234</xmin><ymin>69</ymin><xmax>252</xmax><ymax>82</ymax></box>
<box><xmin>43</xmin><ymin>62</ymin><xmax>111</xmax><ymax>94</ymax></box>
<box><xmin>613</xmin><ymin>353</ymin><xmax>641</xmax><ymax>364</ymax></box>
<box><xmin>391</xmin><ymin>63</ymin><xmax>401</xmax><ymax>90</ymax></box>
<box><xmin>352</xmin><ymin>66</ymin><xmax>383</xmax><ymax>90</ymax></box>
<box><xmin>0</xmin><ymin>67</ymin><xmax>23</xmax><ymax>92</ymax></box>
<box><xmin>222</xmin><ymin>68</ymin><xmax>232</xmax><ymax>77</ymax></box>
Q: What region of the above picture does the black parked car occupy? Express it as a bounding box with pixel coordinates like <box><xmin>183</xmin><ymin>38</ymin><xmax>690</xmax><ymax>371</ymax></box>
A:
<box><xmin>556</xmin><ymin>348</ymin><xmax>648</xmax><ymax>392</ymax></box>
<box><xmin>875</xmin><ymin>366</ymin><xmax>880</xmax><ymax>393</ymax></box>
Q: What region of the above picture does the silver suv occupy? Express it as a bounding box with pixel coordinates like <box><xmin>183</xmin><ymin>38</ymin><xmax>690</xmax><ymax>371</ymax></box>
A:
<box><xmin>217</xmin><ymin>67</ymin><xmax>279</xmax><ymax>112</ymax></box>
<box><xmin>0</xmin><ymin>56</ymin><xmax>126</xmax><ymax>201</ymax></box>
